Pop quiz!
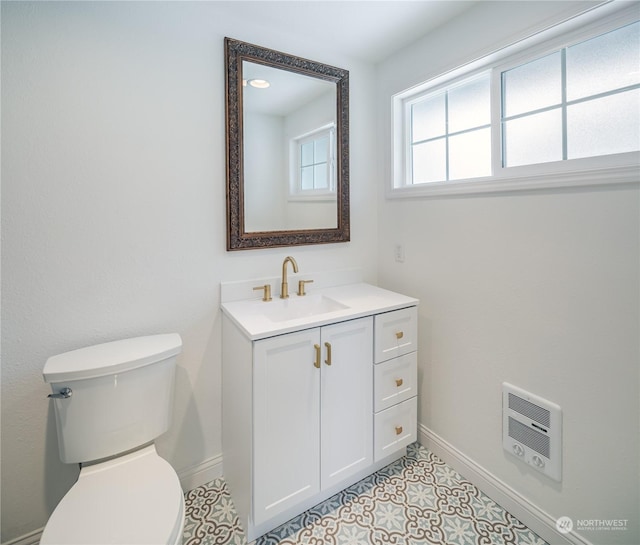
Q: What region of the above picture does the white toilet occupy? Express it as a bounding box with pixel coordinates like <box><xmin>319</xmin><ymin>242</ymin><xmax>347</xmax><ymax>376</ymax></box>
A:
<box><xmin>41</xmin><ymin>334</ymin><xmax>185</xmax><ymax>545</ymax></box>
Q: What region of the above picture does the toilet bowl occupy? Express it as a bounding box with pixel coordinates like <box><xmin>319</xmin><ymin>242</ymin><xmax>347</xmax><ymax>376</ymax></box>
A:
<box><xmin>40</xmin><ymin>445</ymin><xmax>184</xmax><ymax>545</ymax></box>
<box><xmin>42</xmin><ymin>334</ymin><xmax>184</xmax><ymax>545</ymax></box>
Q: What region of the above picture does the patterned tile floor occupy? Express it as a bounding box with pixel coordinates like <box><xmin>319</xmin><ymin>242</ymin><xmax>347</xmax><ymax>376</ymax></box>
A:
<box><xmin>183</xmin><ymin>443</ymin><xmax>548</xmax><ymax>545</ymax></box>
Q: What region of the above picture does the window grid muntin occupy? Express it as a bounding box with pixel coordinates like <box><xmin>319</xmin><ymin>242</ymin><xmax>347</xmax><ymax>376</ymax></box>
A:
<box><xmin>502</xmin><ymin>83</ymin><xmax>640</xmax><ymax>124</ymax></box>
<box><xmin>561</xmin><ymin>48</ymin><xmax>568</xmax><ymax>161</ymax></box>
<box><xmin>444</xmin><ymin>91</ymin><xmax>449</xmax><ymax>182</ymax></box>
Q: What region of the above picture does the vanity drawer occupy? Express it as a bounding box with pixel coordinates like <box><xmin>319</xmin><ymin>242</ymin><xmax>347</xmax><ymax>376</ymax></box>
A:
<box><xmin>374</xmin><ymin>352</ymin><xmax>417</xmax><ymax>413</ymax></box>
<box><xmin>374</xmin><ymin>397</ymin><xmax>417</xmax><ymax>462</ymax></box>
<box><xmin>374</xmin><ymin>306</ymin><xmax>417</xmax><ymax>363</ymax></box>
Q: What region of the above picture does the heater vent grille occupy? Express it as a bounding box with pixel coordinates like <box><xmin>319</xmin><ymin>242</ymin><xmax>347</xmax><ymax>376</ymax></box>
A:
<box><xmin>508</xmin><ymin>416</ymin><xmax>550</xmax><ymax>458</ymax></box>
<box><xmin>508</xmin><ymin>393</ymin><xmax>550</xmax><ymax>427</ymax></box>
<box><xmin>502</xmin><ymin>383</ymin><xmax>562</xmax><ymax>482</ymax></box>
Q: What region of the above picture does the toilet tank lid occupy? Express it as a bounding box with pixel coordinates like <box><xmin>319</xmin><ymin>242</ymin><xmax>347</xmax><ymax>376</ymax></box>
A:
<box><xmin>43</xmin><ymin>334</ymin><xmax>182</xmax><ymax>383</ymax></box>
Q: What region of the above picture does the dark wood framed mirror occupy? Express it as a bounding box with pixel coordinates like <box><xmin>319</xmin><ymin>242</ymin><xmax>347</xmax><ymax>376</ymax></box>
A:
<box><xmin>225</xmin><ymin>38</ymin><xmax>350</xmax><ymax>250</ymax></box>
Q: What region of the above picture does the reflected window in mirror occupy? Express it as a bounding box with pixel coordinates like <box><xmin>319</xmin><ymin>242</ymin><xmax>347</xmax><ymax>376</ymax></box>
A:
<box><xmin>290</xmin><ymin>124</ymin><xmax>336</xmax><ymax>201</ymax></box>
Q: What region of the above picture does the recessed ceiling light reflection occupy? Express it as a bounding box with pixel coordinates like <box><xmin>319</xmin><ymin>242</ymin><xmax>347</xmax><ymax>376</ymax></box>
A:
<box><xmin>248</xmin><ymin>79</ymin><xmax>270</xmax><ymax>89</ymax></box>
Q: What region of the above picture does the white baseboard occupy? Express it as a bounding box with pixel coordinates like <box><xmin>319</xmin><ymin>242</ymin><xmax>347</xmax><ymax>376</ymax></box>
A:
<box><xmin>418</xmin><ymin>423</ymin><xmax>593</xmax><ymax>545</ymax></box>
<box><xmin>1</xmin><ymin>454</ymin><xmax>224</xmax><ymax>545</ymax></box>
<box><xmin>177</xmin><ymin>453</ymin><xmax>224</xmax><ymax>492</ymax></box>
<box><xmin>1</xmin><ymin>528</ymin><xmax>42</xmax><ymax>545</ymax></box>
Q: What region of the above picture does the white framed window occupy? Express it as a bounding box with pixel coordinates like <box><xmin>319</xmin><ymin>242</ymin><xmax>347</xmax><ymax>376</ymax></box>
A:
<box><xmin>391</xmin><ymin>4</ymin><xmax>640</xmax><ymax>197</ymax></box>
<box><xmin>289</xmin><ymin>124</ymin><xmax>336</xmax><ymax>201</ymax></box>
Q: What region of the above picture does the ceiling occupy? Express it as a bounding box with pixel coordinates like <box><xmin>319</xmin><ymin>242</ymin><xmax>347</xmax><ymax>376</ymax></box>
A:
<box><xmin>218</xmin><ymin>1</ymin><xmax>478</xmax><ymax>63</ymax></box>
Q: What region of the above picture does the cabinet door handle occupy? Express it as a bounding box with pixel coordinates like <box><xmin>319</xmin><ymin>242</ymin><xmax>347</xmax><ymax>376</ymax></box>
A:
<box><xmin>395</xmin><ymin>425</ymin><xmax>403</xmax><ymax>435</ymax></box>
<box><xmin>395</xmin><ymin>378</ymin><xmax>403</xmax><ymax>387</ymax></box>
<box><xmin>313</xmin><ymin>344</ymin><xmax>321</xmax><ymax>368</ymax></box>
<box><xmin>395</xmin><ymin>331</ymin><xmax>404</xmax><ymax>340</ymax></box>
<box><xmin>324</xmin><ymin>342</ymin><xmax>332</xmax><ymax>365</ymax></box>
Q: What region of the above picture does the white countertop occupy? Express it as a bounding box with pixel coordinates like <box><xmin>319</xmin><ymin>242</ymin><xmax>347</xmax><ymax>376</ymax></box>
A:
<box><xmin>221</xmin><ymin>282</ymin><xmax>418</xmax><ymax>340</ymax></box>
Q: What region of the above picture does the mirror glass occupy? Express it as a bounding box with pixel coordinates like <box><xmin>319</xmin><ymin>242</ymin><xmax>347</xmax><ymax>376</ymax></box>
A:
<box><xmin>243</xmin><ymin>61</ymin><xmax>337</xmax><ymax>232</ymax></box>
<box><xmin>226</xmin><ymin>38</ymin><xmax>350</xmax><ymax>250</ymax></box>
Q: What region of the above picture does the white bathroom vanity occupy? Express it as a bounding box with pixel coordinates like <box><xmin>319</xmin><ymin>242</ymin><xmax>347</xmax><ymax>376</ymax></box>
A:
<box><xmin>221</xmin><ymin>270</ymin><xmax>418</xmax><ymax>541</ymax></box>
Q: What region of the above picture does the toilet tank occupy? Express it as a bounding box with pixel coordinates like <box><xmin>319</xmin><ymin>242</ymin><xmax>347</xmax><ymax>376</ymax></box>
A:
<box><xmin>43</xmin><ymin>334</ymin><xmax>182</xmax><ymax>464</ymax></box>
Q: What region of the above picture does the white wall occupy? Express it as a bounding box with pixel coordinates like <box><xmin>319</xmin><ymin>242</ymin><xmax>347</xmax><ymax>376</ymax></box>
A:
<box><xmin>376</xmin><ymin>2</ymin><xmax>639</xmax><ymax>545</ymax></box>
<box><xmin>0</xmin><ymin>1</ymin><xmax>378</xmax><ymax>541</ymax></box>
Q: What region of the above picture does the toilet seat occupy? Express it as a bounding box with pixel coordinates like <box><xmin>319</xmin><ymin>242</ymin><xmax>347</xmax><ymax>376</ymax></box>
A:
<box><xmin>41</xmin><ymin>445</ymin><xmax>184</xmax><ymax>545</ymax></box>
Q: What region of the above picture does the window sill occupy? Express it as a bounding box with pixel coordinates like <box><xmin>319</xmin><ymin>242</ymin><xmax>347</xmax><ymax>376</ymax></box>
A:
<box><xmin>288</xmin><ymin>194</ymin><xmax>337</xmax><ymax>203</ymax></box>
<box><xmin>387</xmin><ymin>164</ymin><xmax>639</xmax><ymax>199</ymax></box>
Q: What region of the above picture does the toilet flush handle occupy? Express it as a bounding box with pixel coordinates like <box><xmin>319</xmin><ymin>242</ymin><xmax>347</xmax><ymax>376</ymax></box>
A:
<box><xmin>47</xmin><ymin>387</ymin><xmax>72</xmax><ymax>400</ymax></box>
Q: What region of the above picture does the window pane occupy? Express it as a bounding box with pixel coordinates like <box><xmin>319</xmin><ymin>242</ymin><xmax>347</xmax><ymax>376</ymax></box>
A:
<box><xmin>411</xmin><ymin>93</ymin><xmax>445</xmax><ymax>142</ymax></box>
<box><xmin>314</xmin><ymin>136</ymin><xmax>329</xmax><ymax>162</ymax></box>
<box><xmin>301</xmin><ymin>166</ymin><xmax>314</xmax><ymax>190</ymax></box>
<box><xmin>449</xmin><ymin>128</ymin><xmax>491</xmax><ymax>180</ymax></box>
<box><xmin>504</xmin><ymin>109</ymin><xmax>562</xmax><ymax>167</ymax></box>
<box><xmin>566</xmin><ymin>22</ymin><xmax>640</xmax><ymax>101</ymax></box>
<box><xmin>448</xmin><ymin>74</ymin><xmax>491</xmax><ymax>133</ymax></box>
<box><xmin>301</xmin><ymin>142</ymin><xmax>314</xmax><ymax>167</ymax></box>
<box><xmin>412</xmin><ymin>138</ymin><xmax>446</xmax><ymax>183</ymax></box>
<box><xmin>503</xmin><ymin>52</ymin><xmax>561</xmax><ymax>117</ymax></box>
<box><xmin>568</xmin><ymin>89</ymin><xmax>640</xmax><ymax>160</ymax></box>
<box><xmin>314</xmin><ymin>164</ymin><xmax>328</xmax><ymax>189</ymax></box>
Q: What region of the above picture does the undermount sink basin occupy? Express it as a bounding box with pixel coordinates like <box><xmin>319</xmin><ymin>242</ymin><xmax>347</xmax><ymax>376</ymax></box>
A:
<box><xmin>264</xmin><ymin>294</ymin><xmax>349</xmax><ymax>323</ymax></box>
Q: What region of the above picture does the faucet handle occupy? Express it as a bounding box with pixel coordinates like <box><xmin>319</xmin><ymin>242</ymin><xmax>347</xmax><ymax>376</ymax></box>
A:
<box><xmin>253</xmin><ymin>284</ymin><xmax>272</xmax><ymax>302</ymax></box>
<box><xmin>297</xmin><ymin>279</ymin><xmax>314</xmax><ymax>296</ymax></box>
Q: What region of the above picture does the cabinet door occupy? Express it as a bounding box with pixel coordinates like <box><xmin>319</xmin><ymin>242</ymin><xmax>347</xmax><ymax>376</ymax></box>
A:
<box><xmin>320</xmin><ymin>317</ymin><xmax>373</xmax><ymax>489</ymax></box>
<box><xmin>253</xmin><ymin>328</ymin><xmax>321</xmax><ymax>526</ymax></box>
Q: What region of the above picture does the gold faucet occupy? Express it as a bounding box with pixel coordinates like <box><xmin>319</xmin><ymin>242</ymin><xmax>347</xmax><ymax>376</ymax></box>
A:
<box><xmin>280</xmin><ymin>256</ymin><xmax>299</xmax><ymax>298</ymax></box>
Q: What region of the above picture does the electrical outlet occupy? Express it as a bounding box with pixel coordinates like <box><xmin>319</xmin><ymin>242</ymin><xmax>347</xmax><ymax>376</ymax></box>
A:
<box><xmin>394</xmin><ymin>244</ymin><xmax>405</xmax><ymax>263</ymax></box>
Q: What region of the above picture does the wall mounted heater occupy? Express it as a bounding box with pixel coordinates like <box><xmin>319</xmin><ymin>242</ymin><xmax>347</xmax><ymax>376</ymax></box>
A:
<box><xmin>502</xmin><ymin>383</ymin><xmax>562</xmax><ymax>481</ymax></box>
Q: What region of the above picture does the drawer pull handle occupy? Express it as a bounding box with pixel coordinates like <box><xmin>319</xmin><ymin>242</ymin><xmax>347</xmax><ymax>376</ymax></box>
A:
<box><xmin>395</xmin><ymin>331</ymin><xmax>404</xmax><ymax>340</ymax></box>
<box><xmin>324</xmin><ymin>342</ymin><xmax>332</xmax><ymax>365</ymax></box>
<box><xmin>395</xmin><ymin>426</ymin><xmax>403</xmax><ymax>435</ymax></box>
<box><xmin>313</xmin><ymin>344</ymin><xmax>321</xmax><ymax>368</ymax></box>
<box><xmin>395</xmin><ymin>378</ymin><xmax>403</xmax><ymax>387</ymax></box>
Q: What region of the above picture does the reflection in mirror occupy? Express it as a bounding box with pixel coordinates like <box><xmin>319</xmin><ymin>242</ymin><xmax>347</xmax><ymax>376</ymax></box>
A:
<box><xmin>225</xmin><ymin>38</ymin><xmax>349</xmax><ymax>250</ymax></box>
<box><xmin>243</xmin><ymin>62</ymin><xmax>337</xmax><ymax>232</ymax></box>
